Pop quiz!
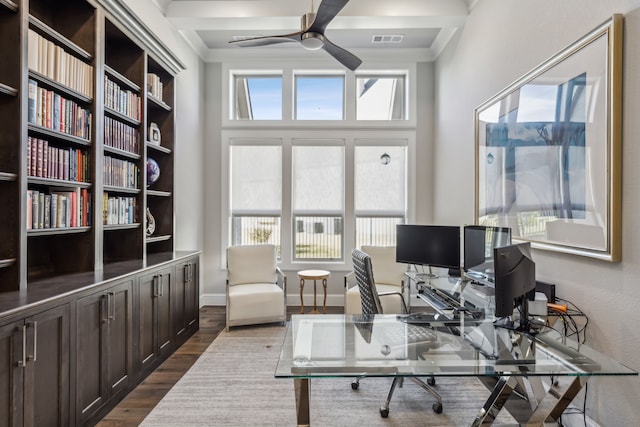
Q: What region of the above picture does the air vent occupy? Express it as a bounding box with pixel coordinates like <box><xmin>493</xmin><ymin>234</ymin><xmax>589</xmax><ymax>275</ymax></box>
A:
<box><xmin>371</xmin><ymin>35</ymin><xmax>403</xmax><ymax>44</ymax></box>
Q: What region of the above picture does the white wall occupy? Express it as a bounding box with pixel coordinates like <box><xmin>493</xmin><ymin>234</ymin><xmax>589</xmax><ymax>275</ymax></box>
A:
<box><xmin>434</xmin><ymin>0</ymin><xmax>640</xmax><ymax>424</ymax></box>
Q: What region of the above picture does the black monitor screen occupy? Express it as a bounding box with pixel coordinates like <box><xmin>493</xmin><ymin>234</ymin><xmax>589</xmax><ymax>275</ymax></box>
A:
<box><xmin>395</xmin><ymin>224</ymin><xmax>460</xmax><ymax>270</ymax></box>
<box><xmin>493</xmin><ymin>242</ymin><xmax>536</xmax><ymax>319</ymax></box>
<box><xmin>463</xmin><ymin>225</ymin><xmax>512</xmax><ymax>279</ymax></box>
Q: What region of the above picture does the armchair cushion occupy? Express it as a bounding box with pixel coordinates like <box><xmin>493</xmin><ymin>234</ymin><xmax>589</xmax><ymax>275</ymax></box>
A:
<box><xmin>227</xmin><ymin>244</ymin><xmax>277</xmax><ymax>286</ymax></box>
<box><xmin>227</xmin><ymin>283</ymin><xmax>285</xmax><ymax>322</ymax></box>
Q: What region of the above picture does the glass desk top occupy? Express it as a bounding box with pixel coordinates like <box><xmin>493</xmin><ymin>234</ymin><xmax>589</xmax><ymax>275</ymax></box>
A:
<box><xmin>275</xmin><ymin>314</ymin><xmax>637</xmax><ymax>380</ymax></box>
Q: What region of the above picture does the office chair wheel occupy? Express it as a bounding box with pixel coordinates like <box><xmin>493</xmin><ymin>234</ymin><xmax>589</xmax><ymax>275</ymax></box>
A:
<box><xmin>432</xmin><ymin>402</ymin><xmax>443</xmax><ymax>413</ymax></box>
<box><xmin>427</xmin><ymin>377</ymin><xmax>436</xmax><ymax>386</ymax></box>
<box><xmin>351</xmin><ymin>379</ymin><xmax>359</xmax><ymax>390</ymax></box>
<box><xmin>380</xmin><ymin>407</ymin><xmax>389</xmax><ymax>418</ymax></box>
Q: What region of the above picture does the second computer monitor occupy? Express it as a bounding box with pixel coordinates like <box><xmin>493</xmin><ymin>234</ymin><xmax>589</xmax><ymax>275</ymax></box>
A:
<box><xmin>463</xmin><ymin>225</ymin><xmax>511</xmax><ymax>283</ymax></box>
<box><xmin>395</xmin><ymin>224</ymin><xmax>461</xmax><ymax>272</ymax></box>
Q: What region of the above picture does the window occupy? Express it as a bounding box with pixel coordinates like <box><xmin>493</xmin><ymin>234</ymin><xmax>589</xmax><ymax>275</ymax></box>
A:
<box><xmin>230</xmin><ymin>144</ymin><xmax>282</xmax><ymax>250</ymax></box>
<box><xmin>233</xmin><ymin>75</ymin><xmax>282</xmax><ymax>120</ymax></box>
<box><xmin>354</xmin><ymin>145</ymin><xmax>407</xmax><ymax>247</ymax></box>
<box><xmin>295</xmin><ymin>75</ymin><xmax>344</xmax><ymax>120</ymax></box>
<box><xmin>356</xmin><ymin>75</ymin><xmax>406</xmax><ymax>120</ymax></box>
<box><xmin>292</xmin><ymin>144</ymin><xmax>344</xmax><ymax>260</ymax></box>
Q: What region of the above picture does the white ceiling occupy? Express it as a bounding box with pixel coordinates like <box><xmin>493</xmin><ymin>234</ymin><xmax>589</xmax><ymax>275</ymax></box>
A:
<box><xmin>151</xmin><ymin>0</ymin><xmax>478</xmax><ymax>63</ymax></box>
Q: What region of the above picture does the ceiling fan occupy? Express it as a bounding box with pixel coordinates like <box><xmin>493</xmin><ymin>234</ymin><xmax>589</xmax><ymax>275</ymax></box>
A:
<box><xmin>229</xmin><ymin>0</ymin><xmax>362</xmax><ymax>71</ymax></box>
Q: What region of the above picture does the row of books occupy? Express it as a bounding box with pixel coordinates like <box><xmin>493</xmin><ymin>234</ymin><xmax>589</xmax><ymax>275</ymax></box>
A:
<box><xmin>27</xmin><ymin>136</ymin><xmax>90</xmax><ymax>182</ymax></box>
<box><xmin>147</xmin><ymin>73</ymin><xmax>164</xmax><ymax>101</ymax></box>
<box><xmin>103</xmin><ymin>194</ymin><xmax>138</xmax><ymax>225</ymax></box>
<box><xmin>27</xmin><ymin>188</ymin><xmax>91</xmax><ymax>230</ymax></box>
<box><xmin>104</xmin><ymin>156</ymin><xmax>139</xmax><ymax>189</ymax></box>
<box><xmin>105</xmin><ymin>116</ymin><xmax>139</xmax><ymax>155</ymax></box>
<box><xmin>28</xmin><ymin>29</ymin><xmax>94</xmax><ymax>98</ymax></box>
<box><xmin>105</xmin><ymin>75</ymin><xmax>142</xmax><ymax>121</ymax></box>
<box><xmin>28</xmin><ymin>79</ymin><xmax>93</xmax><ymax>140</ymax></box>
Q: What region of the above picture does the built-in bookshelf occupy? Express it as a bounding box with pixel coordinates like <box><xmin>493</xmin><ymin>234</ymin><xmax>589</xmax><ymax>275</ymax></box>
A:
<box><xmin>0</xmin><ymin>0</ymin><xmax>21</xmax><ymax>292</ymax></box>
<box><xmin>0</xmin><ymin>0</ymin><xmax>180</xmax><ymax>292</ymax></box>
<box><xmin>145</xmin><ymin>55</ymin><xmax>174</xmax><ymax>254</ymax></box>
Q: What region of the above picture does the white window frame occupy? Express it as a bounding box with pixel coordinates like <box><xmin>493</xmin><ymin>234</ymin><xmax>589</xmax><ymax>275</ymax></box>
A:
<box><xmin>221</xmin><ymin>130</ymin><xmax>416</xmax><ymax>271</ymax></box>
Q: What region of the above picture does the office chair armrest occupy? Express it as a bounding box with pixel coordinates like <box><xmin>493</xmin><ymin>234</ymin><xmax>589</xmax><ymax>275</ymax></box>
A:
<box><xmin>378</xmin><ymin>291</ymin><xmax>409</xmax><ymax>314</ymax></box>
<box><xmin>276</xmin><ymin>267</ymin><xmax>287</xmax><ymax>292</ymax></box>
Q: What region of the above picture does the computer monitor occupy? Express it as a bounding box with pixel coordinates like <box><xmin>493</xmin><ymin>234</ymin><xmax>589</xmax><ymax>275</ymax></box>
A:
<box><xmin>395</xmin><ymin>225</ymin><xmax>461</xmax><ymax>275</ymax></box>
<box><xmin>463</xmin><ymin>225</ymin><xmax>512</xmax><ymax>283</ymax></box>
<box><xmin>493</xmin><ymin>242</ymin><xmax>536</xmax><ymax>331</ymax></box>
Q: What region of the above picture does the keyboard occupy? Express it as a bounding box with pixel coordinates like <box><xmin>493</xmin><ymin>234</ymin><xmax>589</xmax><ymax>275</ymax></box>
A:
<box><xmin>419</xmin><ymin>287</ymin><xmax>458</xmax><ymax>311</ymax></box>
<box><xmin>383</xmin><ymin>323</ymin><xmax>438</xmax><ymax>347</ymax></box>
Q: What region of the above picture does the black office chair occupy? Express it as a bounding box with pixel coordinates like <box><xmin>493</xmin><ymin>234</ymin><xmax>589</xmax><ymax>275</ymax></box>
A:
<box><xmin>351</xmin><ymin>248</ymin><xmax>443</xmax><ymax>417</ymax></box>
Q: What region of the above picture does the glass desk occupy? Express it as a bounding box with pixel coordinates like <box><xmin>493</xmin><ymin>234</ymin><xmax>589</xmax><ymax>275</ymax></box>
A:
<box><xmin>275</xmin><ymin>314</ymin><xmax>637</xmax><ymax>426</ymax></box>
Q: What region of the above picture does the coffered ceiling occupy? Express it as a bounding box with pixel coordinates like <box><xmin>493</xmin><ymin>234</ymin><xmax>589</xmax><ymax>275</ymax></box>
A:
<box><xmin>151</xmin><ymin>0</ymin><xmax>478</xmax><ymax>63</ymax></box>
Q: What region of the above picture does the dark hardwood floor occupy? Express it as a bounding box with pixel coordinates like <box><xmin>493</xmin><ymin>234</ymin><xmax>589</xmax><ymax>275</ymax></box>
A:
<box><xmin>97</xmin><ymin>305</ymin><xmax>343</xmax><ymax>426</ymax></box>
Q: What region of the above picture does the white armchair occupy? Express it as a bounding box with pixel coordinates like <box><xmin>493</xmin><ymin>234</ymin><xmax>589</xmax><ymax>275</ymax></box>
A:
<box><xmin>226</xmin><ymin>244</ymin><xmax>287</xmax><ymax>331</ymax></box>
<box><xmin>344</xmin><ymin>245</ymin><xmax>408</xmax><ymax>314</ymax></box>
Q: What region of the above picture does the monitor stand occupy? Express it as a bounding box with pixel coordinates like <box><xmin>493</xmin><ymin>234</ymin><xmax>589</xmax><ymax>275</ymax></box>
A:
<box><xmin>414</xmin><ymin>265</ymin><xmax>438</xmax><ymax>280</ymax></box>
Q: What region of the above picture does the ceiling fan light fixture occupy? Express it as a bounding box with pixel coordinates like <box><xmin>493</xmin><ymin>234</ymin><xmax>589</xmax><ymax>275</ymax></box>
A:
<box><xmin>301</xmin><ymin>32</ymin><xmax>325</xmax><ymax>50</ymax></box>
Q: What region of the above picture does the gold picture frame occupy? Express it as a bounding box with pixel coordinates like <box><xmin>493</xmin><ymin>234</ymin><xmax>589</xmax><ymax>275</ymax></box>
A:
<box><xmin>474</xmin><ymin>14</ymin><xmax>622</xmax><ymax>262</ymax></box>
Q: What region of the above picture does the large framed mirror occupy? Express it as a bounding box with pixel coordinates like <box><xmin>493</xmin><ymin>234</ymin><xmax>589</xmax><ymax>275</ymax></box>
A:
<box><xmin>474</xmin><ymin>15</ymin><xmax>622</xmax><ymax>262</ymax></box>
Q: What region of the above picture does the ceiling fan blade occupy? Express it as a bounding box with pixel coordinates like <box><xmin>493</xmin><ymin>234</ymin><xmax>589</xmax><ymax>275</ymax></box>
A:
<box><xmin>229</xmin><ymin>32</ymin><xmax>302</xmax><ymax>47</ymax></box>
<box><xmin>321</xmin><ymin>37</ymin><xmax>362</xmax><ymax>71</ymax></box>
<box><xmin>307</xmin><ymin>0</ymin><xmax>350</xmax><ymax>33</ymax></box>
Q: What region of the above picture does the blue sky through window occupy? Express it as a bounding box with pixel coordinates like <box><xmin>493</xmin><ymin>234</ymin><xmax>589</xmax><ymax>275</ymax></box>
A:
<box><xmin>246</xmin><ymin>77</ymin><xmax>282</xmax><ymax>120</ymax></box>
<box><xmin>296</xmin><ymin>76</ymin><xmax>344</xmax><ymax>120</ymax></box>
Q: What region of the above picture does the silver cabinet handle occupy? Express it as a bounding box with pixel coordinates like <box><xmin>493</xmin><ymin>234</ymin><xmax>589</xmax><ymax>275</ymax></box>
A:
<box><xmin>108</xmin><ymin>291</ymin><xmax>115</xmax><ymax>321</ymax></box>
<box><xmin>153</xmin><ymin>275</ymin><xmax>159</xmax><ymax>297</ymax></box>
<box><xmin>17</xmin><ymin>325</ymin><xmax>27</xmax><ymax>368</ymax></box>
<box><xmin>160</xmin><ymin>274</ymin><xmax>164</xmax><ymax>296</ymax></box>
<box><xmin>184</xmin><ymin>264</ymin><xmax>190</xmax><ymax>283</ymax></box>
<box><xmin>102</xmin><ymin>294</ymin><xmax>109</xmax><ymax>323</ymax></box>
<box><xmin>28</xmin><ymin>321</ymin><xmax>37</xmax><ymax>362</ymax></box>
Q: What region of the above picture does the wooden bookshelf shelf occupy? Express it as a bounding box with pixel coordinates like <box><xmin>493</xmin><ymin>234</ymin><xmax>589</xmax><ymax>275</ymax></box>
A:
<box><xmin>147</xmin><ymin>142</ymin><xmax>171</xmax><ymax>154</ymax></box>
<box><xmin>28</xmin><ymin>70</ymin><xmax>92</xmax><ymax>104</ymax></box>
<box><xmin>28</xmin><ymin>177</ymin><xmax>92</xmax><ymax>188</ymax></box>
<box><xmin>105</xmin><ymin>64</ymin><xmax>141</xmax><ymax>93</ymax></box>
<box><xmin>147</xmin><ymin>94</ymin><xmax>171</xmax><ymax>111</ymax></box>
<box><xmin>27</xmin><ymin>226</ymin><xmax>91</xmax><ymax>237</ymax></box>
<box><xmin>28</xmin><ymin>15</ymin><xmax>93</xmax><ymax>62</ymax></box>
<box><xmin>104</xmin><ymin>223</ymin><xmax>141</xmax><ymax>231</ymax></box>
<box><xmin>0</xmin><ymin>0</ymin><xmax>18</xmax><ymax>13</ymax></box>
<box><xmin>0</xmin><ymin>258</ymin><xmax>16</xmax><ymax>268</ymax></box>
<box><xmin>28</xmin><ymin>124</ymin><xmax>92</xmax><ymax>146</ymax></box>
<box><xmin>146</xmin><ymin>189</ymin><xmax>171</xmax><ymax>197</ymax></box>
<box><xmin>0</xmin><ymin>82</ymin><xmax>18</xmax><ymax>96</ymax></box>
<box><xmin>104</xmin><ymin>145</ymin><xmax>141</xmax><ymax>160</ymax></box>
<box><xmin>104</xmin><ymin>105</ymin><xmax>141</xmax><ymax>126</ymax></box>
<box><xmin>104</xmin><ymin>185</ymin><xmax>142</xmax><ymax>195</ymax></box>
<box><xmin>0</xmin><ymin>172</ymin><xmax>17</xmax><ymax>182</ymax></box>
<box><xmin>146</xmin><ymin>235</ymin><xmax>171</xmax><ymax>243</ymax></box>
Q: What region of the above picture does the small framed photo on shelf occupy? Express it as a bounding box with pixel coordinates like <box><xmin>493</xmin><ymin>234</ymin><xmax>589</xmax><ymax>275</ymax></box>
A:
<box><xmin>149</xmin><ymin>122</ymin><xmax>161</xmax><ymax>146</ymax></box>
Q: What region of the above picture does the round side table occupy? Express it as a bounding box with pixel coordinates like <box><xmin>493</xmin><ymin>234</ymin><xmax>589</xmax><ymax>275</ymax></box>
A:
<box><xmin>297</xmin><ymin>270</ymin><xmax>330</xmax><ymax>314</ymax></box>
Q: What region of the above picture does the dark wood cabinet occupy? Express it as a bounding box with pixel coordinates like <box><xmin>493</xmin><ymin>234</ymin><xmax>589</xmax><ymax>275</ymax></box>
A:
<box><xmin>75</xmin><ymin>279</ymin><xmax>132</xmax><ymax>425</ymax></box>
<box><xmin>173</xmin><ymin>257</ymin><xmax>199</xmax><ymax>343</ymax></box>
<box><xmin>137</xmin><ymin>265</ymin><xmax>173</xmax><ymax>375</ymax></box>
<box><xmin>0</xmin><ymin>304</ymin><xmax>70</xmax><ymax>427</ymax></box>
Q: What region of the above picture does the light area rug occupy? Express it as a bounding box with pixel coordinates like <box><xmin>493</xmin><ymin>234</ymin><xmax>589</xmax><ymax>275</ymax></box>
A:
<box><xmin>141</xmin><ymin>325</ymin><xmax>516</xmax><ymax>427</ymax></box>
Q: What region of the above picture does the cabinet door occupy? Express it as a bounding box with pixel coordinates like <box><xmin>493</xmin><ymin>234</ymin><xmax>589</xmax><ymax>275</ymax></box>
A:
<box><xmin>138</xmin><ymin>270</ymin><xmax>157</xmax><ymax>371</ymax></box>
<box><xmin>174</xmin><ymin>259</ymin><xmax>199</xmax><ymax>342</ymax></box>
<box><xmin>156</xmin><ymin>267</ymin><xmax>173</xmax><ymax>360</ymax></box>
<box><xmin>76</xmin><ymin>291</ymin><xmax>108</xmax><ymax>421</ymax></box>
<box><xmin>0</xmin><ymin>321</ymin><xmax>24</xmax><ymax>427</ymax></box>
<box><xmin>105</xmin><ymin>280</ymin><xmax>133</xmax><ymax>397</ymax></box>
<box><xmin>25</xmin><ymin>304</ymin><xmax>70</xmax><ymax>427</ymax></box>
<box><xmin>138</xmin><ymin>266</ymin><xmax>173</xmax><ymax>373</ymax></box>
<box><xmin>185</xmin><ymin>259</ymin><xmax>199</xmax><ymax>330</ymax></box>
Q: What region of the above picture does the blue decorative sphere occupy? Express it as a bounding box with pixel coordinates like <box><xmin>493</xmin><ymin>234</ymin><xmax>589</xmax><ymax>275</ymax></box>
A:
<box><xmin>147</xmin><ymin>158</ymin><xmax>160</xmax><ymax>187</ymax></box>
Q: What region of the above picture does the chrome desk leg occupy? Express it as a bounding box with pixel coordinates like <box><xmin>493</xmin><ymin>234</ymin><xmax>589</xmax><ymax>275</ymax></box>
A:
<box><xmin>472</xmin><ymin>375</ymin><xmax>517</xmax><ymax>426</ymax></box>
<box><xmin>294</xmin><ymin>378</ymin><xmax>310</xmax><ymax>427</ymax></box>
<box><xmin>526</xmin><ymin>376</ymin><xmax>588</xmax><ymax>424</ymax></box>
